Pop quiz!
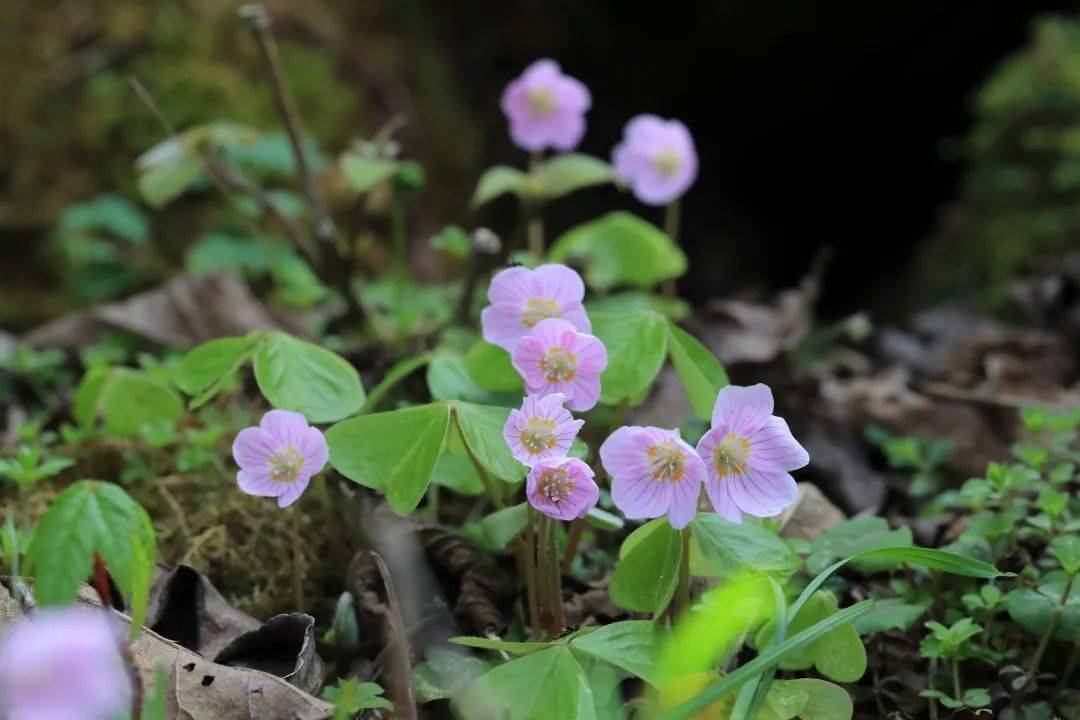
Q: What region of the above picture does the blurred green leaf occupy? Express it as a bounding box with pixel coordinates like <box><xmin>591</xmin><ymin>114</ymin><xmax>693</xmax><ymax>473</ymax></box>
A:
<box><xmin>610</xmin><ymin>519</ymin><xmax>682</xmax><ymax>615</ymax></box>
<box><xmin>73</xmin><ymin>366</ymin><xmax>184</xmax><ymax>438</ymax></box>
<box><xmin>591</xmin><ymin>310</ymin><xmax>668</xmax><ymax>405</ymax></box>
<box><xmin>253</xmin><ymin>332</ymin><xmax>365</xmax><ymax>423</ymax></box>
<box><xmin>691</xmin><ymin>514</ymin><xmax>800</xmax><ymax>580</ymax></box>
<box><xmin>455</xmin><ymin>402</ymin><xmax>527</xmax><ymax>484</ymax></box>
<box><xmin>666</xmin><ymin>322</ymin><xmax>728</xmax><ymax>420</ymax></box>
<box><xmin>458</xmin><ymin>646</ymin><xmax>594</xmax><ymax>720</ymax></box>
<box><xmin>530</xmin><ymin>153</ymin><xmax>614</xmax><ymax>201</ymax></box>
<box><xmin>472</xmin><ymin>166</ymin><xmax>527</xmax><ymax>207</ymax></box>
<box><xmin>464</xmin><ymin>340</ymin><xmax>525</xmax><ymax>393</ymax></box>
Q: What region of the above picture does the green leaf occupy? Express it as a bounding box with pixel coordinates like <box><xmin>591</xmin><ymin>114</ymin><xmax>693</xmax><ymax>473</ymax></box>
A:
<box><xmin>427</xmin><ymin>354</ymin><xmax>508</xmax><ymax>404</ymax></box>
<box><xmin>464</xmin><ymin>341</ymin><xmax>525</xmax><ymax>393</ymax></box>
<box><xmin>73</xmin><ymin>367</ymin><xmax>184</xmax><ymax>438</ymax></box>
<box><xmin>174</xmin><ymin>334</ymin><xmax>261</xmax><ymax>404</ymax></box>
<box><xmin>340</xmin><ymin>154</ymin><xmax>398</xmax><ymax>192</ymax></box>
<box><xmin>691</xmin><ymin>514</ymin><xmax>801</xmax><ymax>580</ymax></box>
<box><xmin>431</xmin><ymin>453</ymin><xmax>485</xmax><ymax>496</ymax></box>
<box><xmin>666</xmin><ymin>322</ymin><xmax>728</xmax><ymax>419</ymax></box>
<box><xmin>663</xmin><ymin>600</ymin><xmax>874</xmax><ymax>720</ymax></box>
<box><xmin>570</xmin><ymin>620</ymin><xmax>663</xmax><ymax>687</ymax></box>
<box><xmin>805</xmin><ymin>518</ymin><xmax>914</xmax><ymax>575</ymax></box>
<box><xmin>549</xmin><ymin>212</ymin><xmax>687</xmax><ymax>291</ymax></box>
<box><xmin>591</xmin><ymin>310</ymin><xmax>669</xmax><ymax>405</ymax></box>
<box><xmin>362</xmin><ymin>353</ymin><xmax>433</xmax><ymax>413</ymax></box>
<box><xmin>472</xmin><ymin>166</ymin><xmax>528</xmax><ymax>207</ymax></box>
<box><xmin>454</xmin><ymin>402</ymin><xmax>527</xmax><ymax>484</ymax></box>
<box><xmin>26</xmin><ymin>480</ymin><xmax>156</xmax><ymax>635</ymax></box>
<box><xmin>253</xmin><ymin>332</ymin><xmax>365</xmax><ymax>423</ymax></box>
<box><xmin>783</xmin><ymin>679</ymin><xmax>853</xmax><ymax>720</ymax></box>
<box><xmin>458</xmin><ymin>646</ymin><xmax>594</xmax><ymax>720</ymax></box>
<box><xmin>1005</xmin><ymin>571</ymin><xmax>1080</xmax><ymax>642</ymax></box>
<box><xmin>585</xmin><ymin>507</ymin><xmax>625</xmax><ymax>532</ymax></box>
<box><xmin>326</xmin><ymin>403</ymin><xmax>450</xmax><ymax>514</ymax></box>
<box><xmin>450</xmin><ymin>634</ymin><xmax>552</xmax><ymax>655</ymax></box>
<box><xmin>530</xmin><ymin>154</ymin><xmax>614</xmax><ymax>201</ymax></box>
<box><xmin>480</xmin><ymin>502</ymin><xmax>528</xmax><ymax>550</ymax></box>
<box><xmin>851</xmin><ymin>598</ymin><xmax>927</xmax><ymax>635</ymax></box>
<box><xmin>1051</xmin><ymin>534</ymin><xmax>1080</xmax><ymax>575</ymax></box>
<box><xmin>610</xmin><ymin>519</ymin><xmax>682</xmax><ymax>614</ymax></box>
<box><xmin>413</xmin><ymin>648</ymin><xmax>491</xmax><ymax>703</ymax></box>
<box><xmin>136</xmin><ymin>152</ymin><xmax>202</xmax><ymax>208</ymax></box>
<box><xmin>755</xmin><ymin>592</ymin><xmax>867</xmax><ymax>683</ymax></box>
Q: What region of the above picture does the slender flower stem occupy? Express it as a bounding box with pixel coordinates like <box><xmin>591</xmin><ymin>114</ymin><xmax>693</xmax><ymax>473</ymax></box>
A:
<box><xmin>951</xmin><ymin>657</ymin><xmax>962</xmax><ymax>701</ymax></box>
<box><xmin>525</xmin><ymin>506</ymin><xmax>542</xmax><ymax>638</ymax></box>
<box><xmin>536</xmin><ymin>514</ymin><xmax>553</xmax><ymax>634</ymax></box>
<box><xmin>561</xmin><ymin>517</ymin><xmax>586</xmax><ymax>575</ymax></box>
<box><xmin>662</xmin><ymin>198</ymin><xmax>682</xmax><ymax>296</ymax></box>
<box><xmin>1027</xmin><ymin>570</ymin><xmax>1076</xmax><ymax>682</ymax></box>
<box><xmin>611</xmin><ymin>396</ymin><xmax>631</xmax><ymax>431</ymax></box>
<box><xmin>548</xmin><ymin>518</ymin><xmax>565</xmax><ymax>632</ymax></box>
<box><xmin>526</xmin><ymin>152</ymin><xmax>545</xmax><ymax>257</ymax></box>
<box><xmin>676</xmin><ymin>525</ymin><xmax>691</xmax><ymax>617</ymax></box>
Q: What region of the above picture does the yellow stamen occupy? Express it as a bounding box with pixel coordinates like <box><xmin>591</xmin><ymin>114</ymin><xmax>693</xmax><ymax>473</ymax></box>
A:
<box><xmin>712</xmin><ymin>433</ymin><xmax>751</xmax><ymax>477</ymax></box>
<box><xmin>522</xmin><ymin>298</ymin><xmax>562</xmax><ymax>328</ymax></box>
<box><xmin>646</xmin><ymin>440</ymin><xmax>686</xmax><ymax>482</ymax></box>
<box><xmin>539</xmin><ymin>347</ymin><xmax>577</xmax><ymax>383</ymax></box>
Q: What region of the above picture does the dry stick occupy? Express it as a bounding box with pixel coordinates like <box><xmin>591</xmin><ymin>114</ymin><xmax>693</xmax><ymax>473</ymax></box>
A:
<box><xmin>370</xmin><ymin>551</ymin><xmax>419</xmax><ymax>720</ymax></box>
<box><xmin>93</xmin><ymin>554</ymin><xmax>143</xmax><ymax>720</ymax></box>
<box><xmin>239</xmin><ymin>4</ymin><xmax>334</xmax><ymax>257</ymax></box>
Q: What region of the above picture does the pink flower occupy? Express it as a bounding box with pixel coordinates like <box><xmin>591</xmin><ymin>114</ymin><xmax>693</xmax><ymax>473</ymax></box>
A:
<box><xmin>0</xmin><ymin>607</ymin><xmax>131</xmax><ymax>720</ymax></box>
<box><xmin>511</xmin><ymin>318</ymin><xmax>607</xmax><ymax>412</ymax></box>
<box><xmin>612</xmin><ymin>115</ymin><xmax>698</xmax><ymax>206</ymax></box>
<box><xmin>504</xmin><ymin>393</ymin><xmax>584</xmax><ymax>467</ymax></box>
<box><xmin>526</xmin><ymin>456</ymin><xmax>599</xmax><ymax>521</ymax></box>
<box><xmin>232</xmin><ymin>409</ymin><xmax>329</xmax><ymax>508</ymax></box>
<box><xmin>600</xmin><ymin>426</ymin><xmax>707</xmax><ymax>530</ymax></box>
<box><xmin>501</xmin><ymin>59</ymin><xmax>591</xmax><ymax>153</ymax></box>
<box><xmin>695</xmin><ymin>384</ymin><xmax>809</xmax><ymax>523</ymax></box>
<box><xmin>481</xmin><ymin>263</ymin><xmax>591</xmax><ymax>352</ymax></box>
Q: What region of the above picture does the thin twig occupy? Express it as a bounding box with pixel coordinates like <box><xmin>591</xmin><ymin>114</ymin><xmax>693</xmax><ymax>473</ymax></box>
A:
<box><xmin>370</xmin><ymin>551</ymin><xmax>418</xmax><ymax>720</ymax></box>
<box><xmin>127</xmin><ymin>76</ymin><xmax>321</xmax><ymax>264</ymax></box>
<box><xmin>239</xmin><ymin>4</ymin><xmax>334</xmax><ymax>257</ymax></box>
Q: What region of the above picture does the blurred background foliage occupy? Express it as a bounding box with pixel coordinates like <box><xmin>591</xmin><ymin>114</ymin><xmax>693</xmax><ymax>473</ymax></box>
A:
<box><xmin>2</xmin><ymin>1</ymin><xmax>1079</xmax><ymax>331</ymax></box>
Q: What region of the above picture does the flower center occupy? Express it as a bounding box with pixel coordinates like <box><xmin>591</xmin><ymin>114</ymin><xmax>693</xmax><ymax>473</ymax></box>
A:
<box><xmin>522</xmin><ymin>297</ymin><xmax>562</xmax><ymax>328</ymax></box>
<box><xmin>538</xmin><ymin>466</ymin><xmax>574</xmax><ymax>504</ymax></box>
<box><xmin>520</xmin><ymin>416</ymin><xmax>558</xmax><ymax>456</ymax></box>
<box><xmin>269</xmin><ymin>445</ymin><xmax>305</xmax><ymax>484</ymax></box>
<box><xmin>527</xmin><ymin>86</ymin><xmax>558</xmax><ymax>117</ymax></box>
<box><xmin>652</xmin><ymin>148</ymin><xmax>682</xmax><ymax>177</ymax></box>
<box><xmin>646</xmin><ymin>440</ymin><xmax>686</xmax><ymax>482</ymax></box>
<box><xmin>712</xmin><ymin>433</ymin><xmax>751</xmax><ymax>477</ymax></box>
<box><xmin>539</xmin><ymin>347</ymin><xmax>577</xmax><ymax>383</ymax></box>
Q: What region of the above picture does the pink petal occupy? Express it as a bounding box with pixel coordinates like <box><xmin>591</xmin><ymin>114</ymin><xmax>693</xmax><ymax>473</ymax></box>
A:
<box><xmin>532</xmin><ymin>264</ymin><xmax>585</xmax><ymax>308</ymax></box>
<box><xmin>237</xmin><ymin>469</ymin><xmax>281</xmax><ymax>498</ymax></box>
<box><xmin>488</xmin><ymin>266</ymin><xmax>535</xmax><ymax>307</ymax></box>
<box><xmin>298</xmin><ymin>427</ymin><xmax>329</xmax><ymax>474</ymax></box>
<box><xmin>599</xmin><ymin>426</ymin><xmax>650</xmax><ymax>479</ymax></box>
<box><xmin>611</xmin><ymin>472</ymin><xmax>672</xmax><ymax>520</ymax></box>
<box><xmin>727</xmin><ymin>467</ymin><xmax>797</xmax><ymax>517</ymax></box>
<box><xmin>481</xmin><ymin>304</ymin><xmax>528</xmax><ymax>352</ymax></box>
<box><xmin>704</xmin><ymin>478</ymin><xmax>744</xmax><ymax>523</ymax></box>
<box><xmin>749</xmin><ymin>416</ymin><xmax>809</xmax><ymax>472</ymax></box>
<box><xmin>530</xmin><ymin>317</ymin><xmax>576</xmax><ymax>346</ymax></box>
<box><xmin>277</xmin><ymin>477</ymin><xmax>310</xmax><ymax>508</ymax></box>
<box><xmin>561</xmin><ymin>304</ymin><xmax>592</xmax><ymax>334</ymax></box>
<box><xmin>567</xmin><ymin>374</ymin><xmax>601</xmax><ymax>411</ymax></box>
<box><xmin>260</xmin><ymin>409</ymin><xmax>310</xmax><ymax>446</ymax></box>
<box><xmin>711</xmin><ymin>384</ymin><xmax>774</xmax><ymax>437</ymax></box>
<box><xmin>511</xmin><ymin>336</ymin><xmax>547</xmax><ymax>387</ymax></box>
<box><xmin>573</xmin><ymin>335</ymin><xmax>608</xmax><ymax>374</ymax></box>
<box><xmin>232</xmin><ymin>427</ymin><xmax>274</xmax><ymax>471</ymax></box>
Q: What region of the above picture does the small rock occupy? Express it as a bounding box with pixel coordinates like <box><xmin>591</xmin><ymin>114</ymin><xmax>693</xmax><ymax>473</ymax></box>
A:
<box><xmin>778</xmin><ymin>482</ymin><xmax>846</xmax><ymax>541</ymax></box>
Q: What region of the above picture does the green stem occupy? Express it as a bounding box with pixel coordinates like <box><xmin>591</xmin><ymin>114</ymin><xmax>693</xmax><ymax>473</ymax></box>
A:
<box><xmin>951</xmin><ymin>657</ymin><xmax>962</xmax><ymax>701</ymax></box>
<box><xmin>1027</xmin><ymin>570</ymin><xmax>1076</xmax><ymax>681</ymax></box>
<box><xmin>525</xmin><ymin>506</ymin><xmax>541</xmax><ymax>638</ymax></box>
<box><xmin>548</xmin><ymin>517</ymin><xmax>565</xmax><ymax>632</ymax></box>
<box><xmin>676</xmin><ymin>525</ymin><xmax>691</xmax><ymax>617</ymax></box>
<box><xmin>611</xmin><ymin>397</ymin><xmax>630</xmax><ymax>431</ymax></box>
<box><xmin>662</xmin><ymin>199</ymin><xmax>681</xmax><ymax>296</ymax></box>
<box><xmin>537</xmin><ymin>514</ymin><xmax>553</xmax><ymax>635</ymax></box>
<box><xmin>560</xmin><ymin>517</ymin><xmax>586</xmax><ymax>575</ymax></box>
<box><xmin>526</xmin><ymin>152</ymin><xmax>545</xmax><ymax>257</ymax></box>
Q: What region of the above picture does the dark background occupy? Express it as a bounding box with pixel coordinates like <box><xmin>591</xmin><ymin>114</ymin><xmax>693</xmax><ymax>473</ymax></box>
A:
<box><xmin>422</xmin><ymin>1</ymin><xmax>1079</xmax><ymax>316</ymax></box>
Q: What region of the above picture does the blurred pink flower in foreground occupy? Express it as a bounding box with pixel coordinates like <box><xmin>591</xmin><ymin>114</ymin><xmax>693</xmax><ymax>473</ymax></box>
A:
<box><xmin>481</xmin><ymin>263</ymin><xmax>591</xmax><ymax>352</ymax></box>
<box><xmin>0</xmin><ymin>607</ymin><xmax>130</xmax><ymax>720</ymax></box>
<box><xmin>511</xmin><ymin>318</ymin><xmax>607</xmax><ymax>412</ymax></box>
<box><xmin>696</xmin><ymin>384</ymin><xmax>809</xmax><ymax>523</ymax></box>
<box><xmin>600</xmin><ymin>426</ymin><xmax>707</xmax><ymax>529</ymax></box>
<box><xmin>504</xmin><ymin>393</ymin><xmax>584</xmax><ymax>468</ymax></box>
<box><xmin>232</xmin><ymin>409</ymin><xmax>329</xmax><ymax>508</ymax></box>
<box><xmin>612</xmin><ymin>115</ymin><xmax>698</xmax><ymax>205</ymax></box>
<box><xmin>501</xmin><ymin>59</ymin><xmax>591</xmax><ymax>152</ymax></box>
<box><xmin>526</xmin><ymin>456</ymin><xmax>599</xmax><ymax>521</ymax></box>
